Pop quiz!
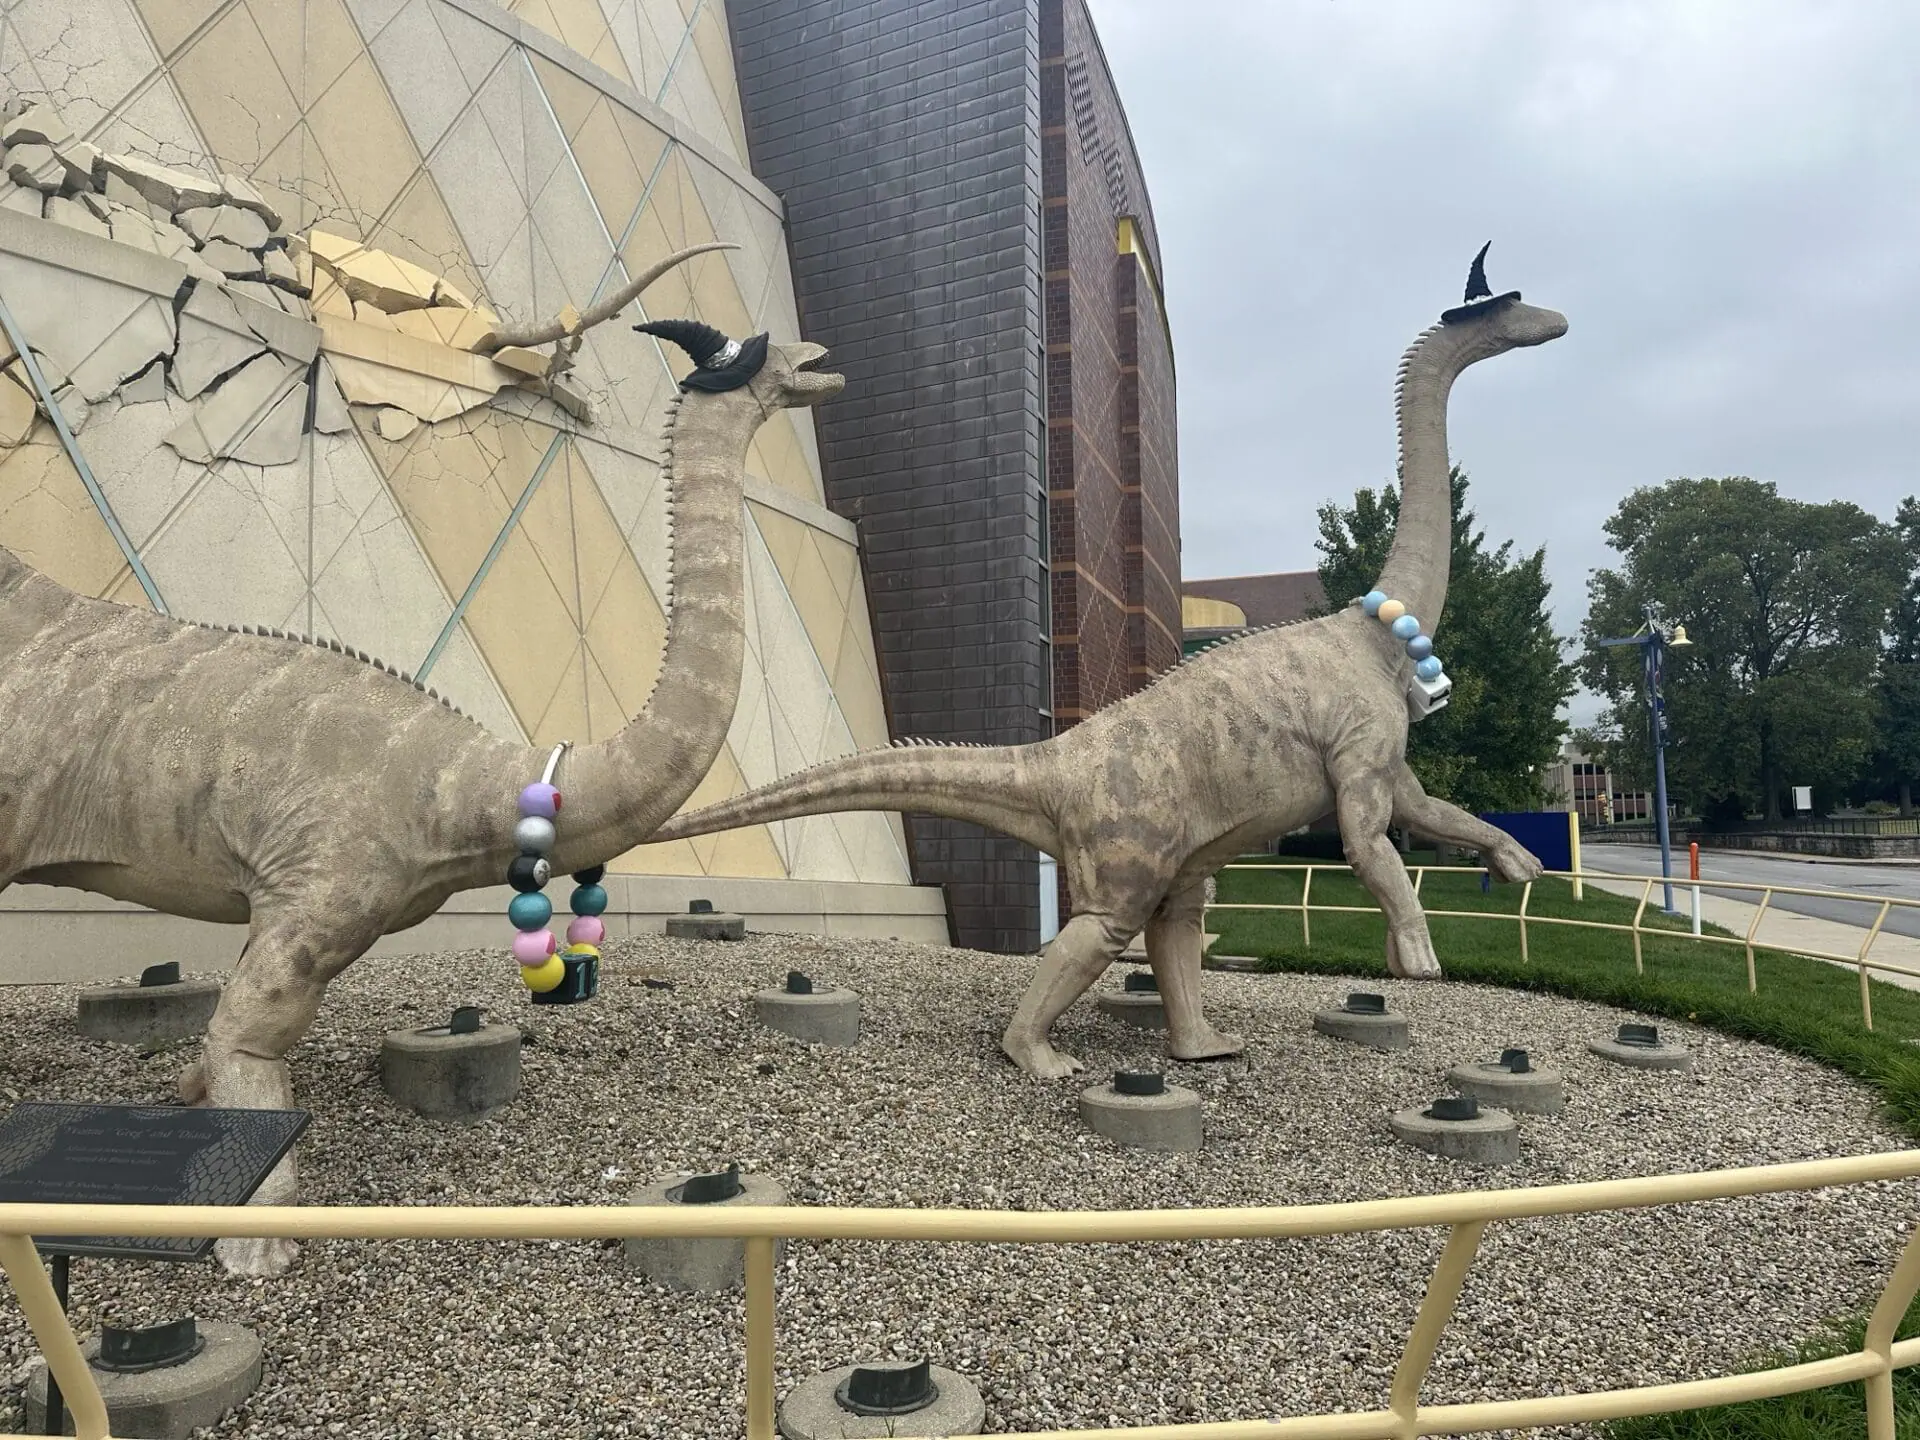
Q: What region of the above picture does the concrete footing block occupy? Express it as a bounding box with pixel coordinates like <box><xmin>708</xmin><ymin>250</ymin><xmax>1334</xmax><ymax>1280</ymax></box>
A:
<box><xmin>1446</xmin><ymin>1050</ymin><xmax>1566</xmax><ymax>1115</ymax></box>
<box><xmin>1311</xmin><ymin>992</ymin><xmax>1410</xmax><ymax>1050</ymax></box>
<box><xmin>1077</xmin><ymin>1071</ymin><xmax>1203</xmax><ymax>1152</ymax></box>
<box><xmin>75</xmin><ymin>967</ymin><xmax>220</xmax><ymax>1048</ymax></box>
<box><xmin>753</xmin><ymin>972</ymin><xmax>860</xmax><ymax>1046</ymax></box>
<box><xmin>1389</xmin><ymin>1097</ymin><xmax>1519</xmax><ymax>1165</ymax></box>
<box><xmin>625</xmin><ymin>1169</ymin><xmax>788</xmax><ymax>1291</ymax></box>
<box><xmin>778</xmin><ymin>1363</ymin><xmax>985</xmax><ymax>1440</ymax></box>
<box><xmin>665</xmin><ymin>912</ymin><xmax>747</xmax><ymax>941</ymax></box>
<box><xmin>25</xmin><ymin>1321</ymin><xmax>262</xmax><ymax>1440</ymax></box>
<box><xmin>1096</xmin><ymin>972</ymin><xmax>1166</xmax><ymax>1030</ymax></box>
<box><xmin>1588</xmin><ymin>1023</ymin><xmax>1693</xmax><ymax>1071</ymax></box>
<box><xmin>380</xmin><ymin>1008</ymin><xmax>521</xmax><ymax>1122</ymax></box>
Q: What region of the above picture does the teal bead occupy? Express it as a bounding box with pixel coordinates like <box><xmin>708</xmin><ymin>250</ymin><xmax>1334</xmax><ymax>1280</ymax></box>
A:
<box><xmin>508</xmin><ymin>891</ymin><xmax>553</xmax><ymax>930</ymax></box>
<box><xmin>570</xmin><ymin>883</ymin><xmax>608</xmax><ymax>917</ymax></box>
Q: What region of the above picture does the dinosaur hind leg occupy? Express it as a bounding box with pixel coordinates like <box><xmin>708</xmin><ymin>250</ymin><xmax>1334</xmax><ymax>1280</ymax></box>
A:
<box><xmin>1146</xmin><ymin>878</ymin><xmax>1243</xmax><ymax>1061</ymax></box>
<box><xmin>194</xmin><ymin>904</ymin><xmax>380</xmax><ymax>1277</ymax></box>
<box><xmin>1002</xmin><ymin>910</ymin><xmax>1138</xmax><ymax>1079</ymax></box>
<box><xmin>1333</xmin><ymin>761</ymin><xmax>1441</xmax><ymax>979</ymax></box>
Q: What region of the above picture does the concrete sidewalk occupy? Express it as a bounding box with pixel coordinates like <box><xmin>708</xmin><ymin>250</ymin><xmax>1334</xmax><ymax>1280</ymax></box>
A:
<box><xmin>1576</xmin><ymin>872</ymin><xmax>1920</xmax><ymax>994</ymax></box>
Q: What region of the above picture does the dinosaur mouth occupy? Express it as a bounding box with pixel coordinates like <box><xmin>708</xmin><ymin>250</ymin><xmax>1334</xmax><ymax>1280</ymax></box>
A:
<box><xmin>791</xmin><ymin>348</ymin><xmax>846</xmax><ymax>402</ymax></box>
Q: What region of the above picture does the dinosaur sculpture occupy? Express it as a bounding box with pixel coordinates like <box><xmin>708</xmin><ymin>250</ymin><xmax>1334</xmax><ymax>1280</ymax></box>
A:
<box><xmin>649</xmin><ymin>250</ymin><xmax>1568</xmax><ymax>1079</ymax></box>
<box><xmin>0</xmin><ymin>249</ymin><xmax>844</xmax><ymax>1274</ymax></box>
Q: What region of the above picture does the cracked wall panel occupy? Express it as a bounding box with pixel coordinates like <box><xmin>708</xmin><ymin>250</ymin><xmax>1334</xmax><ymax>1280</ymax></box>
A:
<box><xmin>428</xmin><ymin>0</ymin><xmax>513</xmax><ymax>92</ymax></box>
<box><xmin>167</xmin><ymin>1</ymin><xmax>300</xmax><ymax>174</ymax></box>
<box><xmin>296</xmin><ymin>0</ymin><xmax>370</xmax><ymax>106</ymax></box>
<box><xmin>420</xmin><ymin>615</ymin><xmax>527</xmax><ymax>739</ymax></box>
<box><xmin>572</xmin><ymin>434</ymin><xmax>668</xmax><ymax>598</ymax></box>
<box><xmin>306</xmin><ymin>425</ymin><xmax>392</xmax><ymax>583</ymax></box>
<box><xmin>247</xmin><ymin>120</ymin><xmax>349</xmax><ymax>238</ymax></box>
<box><xmin>0</xmin><ymin>250</ymin><xmax>161</xmax><ymax>395</ymax></box>
<box><xmin>477</xmin><ymin>215</ymin><xmax>535</xmax><ymax>329</ymax></box>
<box><xmin>529</xmin><ymin>145</ymin><xmax>611</xmax><ymax>311</ymax></box>
<box><xmin>137</xmin><ymin>455</ymin><xmax>310</xmax><ymax>626</ymax></box>
<box><xmin>427</xmin><ymin>104</ymin><xmax>525</xmax><ymax>284</ymax></box>
<box><xmin>92</xmin><ymin>70</ymin><xmax>212</xmax><ymax>175</ymax></box>
<box><xmin>131</xmin><ymin>0</ymin><xmax>224</xmax><ymax>59</ymax></box>
<box><xmin>461</xmin><ymin>522</ymin><xmax>585</xmax><ymax>741</ymax></box>
<box><xmin>0</xmin><ymin>425</ymin><xmax>133</xmax><ymax>600</ymax></box>
<box><xmin>67</xmin><ymin>392</ymin><xmax>202</xmax><ymax>551</ymax></box>
<box><xmin>571</xmin><ymin>316</ymin><xmax>671</xmax><ymax>432</ymax></box>
<box><xmin>368</xmin><ymin>169</ymin><xmax>484</xmax><ymax>313</ymax></box>
<box><xmin>305</xmin><ymin>50</ymin><xmax>424</xmax><ymax>228</ymax></box>
<box><xmin>367</xmin><ymin>0</ymin><xmax>473</xmax><ymax>156</ymax></box>
<box><xmin>0</xmin><ymin>20</ymin><xmax>53</xmax><ymax>118</ymax></box>
<box><xmin>8</xmin><ymin>0</ymin><xmax>164</xmax><ymax>138</ymax></box>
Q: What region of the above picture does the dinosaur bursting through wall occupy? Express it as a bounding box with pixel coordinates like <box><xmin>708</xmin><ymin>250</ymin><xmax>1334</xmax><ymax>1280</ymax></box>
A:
<box><xmin>649</xmin><ymin>249</ymin><xmax>1568</xmax><ymax>1080</ymax></box>
<box><xmin>0</xmin><ymin>246</ymin><xmax>845</xmax><ymax>1275</ymax></box>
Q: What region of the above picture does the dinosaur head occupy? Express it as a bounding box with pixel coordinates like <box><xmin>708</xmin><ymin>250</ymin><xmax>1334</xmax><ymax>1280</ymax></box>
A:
<box><xmin>1436</xmin><ymin>242</ymin><xmax>1567</xmax><ymax>360</ymax></box>
<box><xmin>635</xmin><ymin>319</ymin><xmax>844</xmax><ymax>409</ymax></box>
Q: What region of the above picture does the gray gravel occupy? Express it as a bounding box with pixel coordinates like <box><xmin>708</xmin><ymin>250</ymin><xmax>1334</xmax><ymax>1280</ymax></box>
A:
<box><xmin>2</xmin><ymin>932</ymin><xmax>1916</xmax><ymax>1440</ymax></box>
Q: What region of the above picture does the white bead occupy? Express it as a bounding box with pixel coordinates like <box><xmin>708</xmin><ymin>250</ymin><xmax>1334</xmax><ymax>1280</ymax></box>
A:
<box><xmin>514</xmin><ymin>815</ymin><xmax>557</xmax><ymax>854</ymax></box>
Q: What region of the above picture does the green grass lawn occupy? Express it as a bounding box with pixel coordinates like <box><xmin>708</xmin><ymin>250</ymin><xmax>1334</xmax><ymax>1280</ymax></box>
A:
<box><xmin>1206</xmin><ymin>853</ymin><xmax>1920</xmax><ymax>1440</ymax></box>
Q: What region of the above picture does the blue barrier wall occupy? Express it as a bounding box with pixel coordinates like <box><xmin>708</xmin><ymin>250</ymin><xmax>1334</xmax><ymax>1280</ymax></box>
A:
<box><xmin>1478</xmin><ymin>812</ymin><xmax>1575</xmax><ymax>872</ymax></box>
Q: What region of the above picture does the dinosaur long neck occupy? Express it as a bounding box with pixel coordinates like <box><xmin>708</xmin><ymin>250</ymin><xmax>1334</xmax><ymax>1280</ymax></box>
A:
<box><xmin>1373</xmin><ymin>324</ymin><xmax>1468</xmax><ymax>635</ymax></box>
<box><xmin>552</xmin><ymin>388</ymin><xmax>762</xmax><ymax>869</ymax></box>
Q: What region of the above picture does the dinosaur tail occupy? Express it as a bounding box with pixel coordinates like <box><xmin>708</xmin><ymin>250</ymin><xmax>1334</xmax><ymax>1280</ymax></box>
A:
<box><xmin>650</xmin><ymin>742</ymin><xmax>1056</xmax><ymax>853</ymax></box>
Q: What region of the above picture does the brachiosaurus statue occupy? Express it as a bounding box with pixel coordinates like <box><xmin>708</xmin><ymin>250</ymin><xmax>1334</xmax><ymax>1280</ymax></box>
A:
<box><xmin>0</xmin><ymin>246</ymin><xmax>844</xmax><ymax>1274</ymax></box>
<box><xmin>650</xmin><ymin>249</ymin><xmax>1568</xmax><ymax>1080</ymax></box>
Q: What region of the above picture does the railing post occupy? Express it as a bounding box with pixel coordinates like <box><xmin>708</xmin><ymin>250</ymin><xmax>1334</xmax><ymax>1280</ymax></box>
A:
<box><xmin>1411</xmin><ymin>866</ymin><xmax>1425</xmax><ymax>896</ymax></box>
<box><xmin>1862</xmin><ymin>1219</ymin><xmax>1920</xmax><ymax>1439</ymax></box>
<box><xmin>1300</xmin><ymin>864</ymin><xmax>1313</xmax><ymax>950</ymax></box>
<box><xmin>744</xmin><ymin>1235</ymin><xmax>777</xmax><ymax>1440</ymax></box>
<box><xmin>1518</xmin><ymin>881</ymin><xmax>1532</xmax><ymax>964</ymax></box>
<box><xmin>1744</xmin><ymin>890</ymin><xmax>1773</xmax><ymax>995</ymax></box>
<box><xmin>1631</xmin><ymin>878</ymin><xmax>1652</xmax><ymax>974</ymax></box>
<box><xmin>0</xmin><ymin>1233</ymin><xmax>109</xmax><ymax>1440</ymax></box>
<box><xmin>1389</xmin><ymin>1220</ymin><xmax>1487</xmax><ymax>1437</ymax></box>
<box><xmin>1858</xmin><ymin>900</ymin><xmax>1892</xmax><ymax>1033</ymax></box>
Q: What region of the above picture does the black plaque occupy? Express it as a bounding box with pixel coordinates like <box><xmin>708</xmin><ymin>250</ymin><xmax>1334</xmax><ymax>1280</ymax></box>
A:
<box><xmin>0</xmin><ymin>1102</ymin><xmax>309</xmax><ymax>1260</ymax></box>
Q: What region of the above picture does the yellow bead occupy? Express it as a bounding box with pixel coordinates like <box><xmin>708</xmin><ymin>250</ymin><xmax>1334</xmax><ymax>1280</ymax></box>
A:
<box><xmin>1377</xmin><ymin>599</ymin><xmax>1406</xmax><ymax>623</ymax></box>
<box><xmin>561</xmin><ymin>943</ymin><xmax>601</xmax><ymax>960</ymax></box>
<box><xmin>521</xmin><ymin>955</ymin><xmax>566</xmax><ymax>992</ymax></box>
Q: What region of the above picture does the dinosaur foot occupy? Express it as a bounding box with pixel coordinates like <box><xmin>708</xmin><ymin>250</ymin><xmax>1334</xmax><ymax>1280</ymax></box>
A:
<box><xmin>1169</xmin><ymin>1028</ymin><xmax>1245</xmax><ymax>1062</ymax></box>
<box><xmin>175</xmin><ymin>1060</ymin><xmax>207</xmax><ymax>1105</ymax></box>
<box><xmin>1000</xmin><ymin>1034</ymin><xmax>1085</xmax><ymax>1080</ymax></box>
<box><xmin>215</xmin><ymin>1235</ymin><xmax>300</xmax><ymax>1278</ymax></box>
<box><xmin>1385</xmin><ymin>927</ymin><xmax>1443</xmax><ymax>980</ymax></box>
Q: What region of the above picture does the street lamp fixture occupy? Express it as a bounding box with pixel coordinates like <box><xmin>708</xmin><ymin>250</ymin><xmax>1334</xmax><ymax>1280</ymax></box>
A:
<box><xmin>1597</xmin><ymin>604</ymin><xmax>1690</xmax><ymax>913</ymax></box>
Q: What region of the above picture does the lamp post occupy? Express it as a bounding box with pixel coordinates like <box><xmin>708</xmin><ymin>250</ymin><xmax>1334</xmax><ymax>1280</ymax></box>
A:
<box><xmin>1598</xmin><ymin>605</ymin><xmax>1691</xmax><ymax>913</ymax></box>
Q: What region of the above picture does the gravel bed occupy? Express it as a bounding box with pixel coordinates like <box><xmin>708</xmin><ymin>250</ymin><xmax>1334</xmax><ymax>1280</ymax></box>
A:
<box><xmin>1</xmin><ymin>932</ymin><xmax>1916</xmax><ymax>1440</ymax></box>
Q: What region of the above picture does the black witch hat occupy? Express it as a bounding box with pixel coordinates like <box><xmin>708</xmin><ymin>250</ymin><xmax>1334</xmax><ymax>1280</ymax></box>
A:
<box><xmin>1439</xmin><ymin>242</ymin><xmax>1522</xmax><ymax>324</ymax></box>
<box><xmin>634</xmin><ymin>318</ymin><xmax>771</xmax><ymax>392</ymax></box>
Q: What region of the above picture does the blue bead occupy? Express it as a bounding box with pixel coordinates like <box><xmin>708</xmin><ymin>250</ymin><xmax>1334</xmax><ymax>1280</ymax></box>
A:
<box><xmin>1390</xmin><ymin>614</ymin><xmax>1420</xmax><ymax>641</ymax></box>
<box><xmin>570</xmin><ymin>883</ymin><xmax>609</xmax><ymax>917</ymax></box>
<box><xmin>1361</xmin><ymin>590</ymin><xmax>1387</xmax><ymax>617</ymax></box>
<box><xmin>1415</xmin><ymin>656</ymin><xmax>1443</xmax><ymax>681</ymax></box>
<box><xmin>508</xmin><ymin>891</ymin><xmax>553</xmax><ymax>930</ymax></box>
<box><xmin>1407</xmin><ymin>634</ymin><xmax>1434</xmax><ymax>661</ymax></box>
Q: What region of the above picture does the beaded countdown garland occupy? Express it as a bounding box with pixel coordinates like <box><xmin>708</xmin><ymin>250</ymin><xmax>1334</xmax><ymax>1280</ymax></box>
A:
<box><xmin>507</xmin><ymin>742</ymin><xmax>610</xmax><ymax>993</ymax></box>
<box><xmin>1360</xmin><ymin>589</ymin><xmax>1447</xmax><ymax>684</ymax></box>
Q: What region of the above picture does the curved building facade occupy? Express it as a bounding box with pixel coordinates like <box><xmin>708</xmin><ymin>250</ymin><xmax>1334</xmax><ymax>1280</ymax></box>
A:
<box><xmin>0</xmin><ymin>0</ymin><xmax>945</xmax><ymax>981</ymax></box>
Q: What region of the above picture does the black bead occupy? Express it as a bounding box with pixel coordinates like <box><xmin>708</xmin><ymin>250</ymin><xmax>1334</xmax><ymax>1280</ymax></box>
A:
<box><xmin>572</xmin><ymin>864</ymin><xmax>606</xmax><ymax>886</ymax></box>
<box><xmin>508</xmin><ymin>854</ymin><xmax>551</xmax><ymax>893</ymax></box>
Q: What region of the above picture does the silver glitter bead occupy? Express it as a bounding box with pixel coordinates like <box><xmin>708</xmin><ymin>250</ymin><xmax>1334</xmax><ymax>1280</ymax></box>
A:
<box><xmin>514</xmin><ymin>815</ymin><xmax>557</xmax><ymax>855</ymax></box>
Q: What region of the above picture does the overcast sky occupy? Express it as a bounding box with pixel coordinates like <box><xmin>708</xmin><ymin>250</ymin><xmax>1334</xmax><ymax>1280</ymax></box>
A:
<box><xmin>1094</xmin><ymin>0</ymin><xmax>1920</xmax><ymax>724</ymax></box>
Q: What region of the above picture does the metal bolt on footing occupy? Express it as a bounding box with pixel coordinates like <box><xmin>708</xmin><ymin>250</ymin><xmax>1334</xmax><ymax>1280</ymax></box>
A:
<box><xmin>1390</xmin><ymin>1091</ymin><xmax>1520</xmax><ymax>1164</ymax></box>
<box><xmin>780</xmin><ymin>1361</ymin><xmax>985</xmax><ymax>1440</ymax></box>
<box><xmin>626</xmin><ymin>1163</ymin><xmax>787</xmax><ymax>1290</ymax></box>
<box><xmin>77</xmin><ymin>964</ymin><xmax>222</xmax><ymax>1048</ymax></box>
<box><xmin>754</xmin><ymin>970</ymin><xmax>859</xmax><ymax>1046</ymax></box>
<box><xmin>667</xmin><ymin>898</ymin><xmax>746</xmax><ymax>941</ymax></box>
<box><xmin>139</xmin><ymin>963</ymin><xmax>181</xmax><ymax>988</ymax></box>
<box><xmin>1097</xmin><ymin>971</ymin><xmax>1166</xmax><ymax>1030</ymax></box>
<box><xmin>836</xmin><ymin>1358</ymin><xmax>939</xmax><ymax>1416</ymax></box>
<box><xmin>1588</xmin><ymin>1021</ymin><xmax>1694</xmax><ymax>1072</ymax></box>
<box><xmin>1447</xmin><ymin>1045</ymin><xmax>1567</xmax><ymax>1115</ymax></box>
<box><xmin>27</xmin><ymin>1318</ymin><xmax>263</xmax><ymax>1439</ymax></box>
<box><xmin>1311</xmin><ymin>990</ymin><xmax>1409</xmax><ymax>1050</ymax></box>
<box><xmin>1079</xmin><ymin>1069</ymin><xmax>1202</xmax><ymax>1151</ymax></box>
<box><xmin>380</xmin><ymin>1005</ymin><xmax>520</xmax><ymax>1121</ymax></box>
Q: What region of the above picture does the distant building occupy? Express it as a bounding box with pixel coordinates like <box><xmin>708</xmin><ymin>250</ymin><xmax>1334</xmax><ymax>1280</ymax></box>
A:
<box><xmin>1181</xmin><ymin>571</ymin><xmax>1326</xmax><ymax>654</ymax></box>
<box><xmin>1542</xmin><ymin>742</ymin><xmax>1653</xmax><ymax>825</ymax></box>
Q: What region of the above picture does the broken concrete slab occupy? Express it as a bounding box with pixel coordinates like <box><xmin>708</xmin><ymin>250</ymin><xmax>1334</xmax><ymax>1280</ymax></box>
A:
<box><xmin>198</xmin><ymin>239</ymin><xmax>264</xmax><ymax>280</ymax></box>
<box><xmin>119</xmin><ymin>362</ymin><xmax>167</xmax><ymax>404</ymax></box>
<box><xmin>95</xmin><ymin>151</ymin><xmax>223</xmax><ymax>215</ymax></box>
<box><xmin>261</xmin><ymin>247</ymin><xmax>305</xmax><ymax>294</ymax></box>
<box><xmin>312</xmin><ymin>360</ymin><xmax>352</xmax><ymax>433</ymax></box>
<box><xmin>45</xmin><ymin>195</ymin><xmax>108</xmax><ymax>238</ymax></box>
<box><xmin>175</xmin><ymin>206</ymin><xmax>220</xmax><ymax>245</ymax></box>
<box><xmin>208</xmin><ymin>205</ymin><xmax>270</xmax><ymax>250</ymax></box>
<box><xmin>78</xmin><ymin>190</ymin><xmax>112</xmax><ymax>223</ymax></box>
<box><xmin>163</xmin><ymin>352</ymin><xmax>300</xmax><ymax>462</ymax></box>
<box><xmin>217</xmin><ymin>172</ymin><xmax>281</xmax><ymax>230</ymax></box>
<box><xmin>491</xmin><ymin>345</ymin><xmax>551</xmax><ymax>379</ymax></box>
<box><xmin>374</xmin><ymin>406</ymin><xmax>420</xmax><ymax>442</ymax></box>
<box><xmin>50</xmin><ymin>140</ymin><xmax>97</xmax><ymax>189</ymax></box>
<box><xmin>548</xmin><ymin>376</ymin><xmax>595</xmax><ymax>424</ymax></box>
<box><xmin>388</xmin><ymin>305</ymin><xmax>495</xmax><ymax>350</ymax></box>
<box><xmin>69</xmin><ymin>296</ymin><xmax>176</xmax><ymax>402</ymax></box>
<box><xmin>173</xmin><ymin>286</ymin><xmax>268</xmax><ymax>400</ymax></box>
<box><xmin>224</xmin><ymin>286</ymin><xmax>320</xmax><ymax>365</ymax></box>
<box><xmin>2</xmin><ymin>105</ymin><xmax>74</xmax><ymax>151</ymax></box>
<box><xmin>0</xmin><ymin>186</ymin><xmax>41</xmax><ymax>216</ymax></box>
<box><xmin>312</xmin><ymin>236</ymin><xmax>439</xmax><ymax>312</ymax></box>
<box><xmin>231</xmin><ymin>380</ymin><xmax>308</xmax><ymax>466</ymax></box>
<box><xmin>6</xmin><ymin>144</ymin><xmax>63</xmax><ymax>193</ymax></box>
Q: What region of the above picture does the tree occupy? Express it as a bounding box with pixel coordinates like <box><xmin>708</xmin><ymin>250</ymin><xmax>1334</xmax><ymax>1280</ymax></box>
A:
<box><xmin>1314</xmin><ymin>466</ymin><xmax>1576</xmax><ymax>812</ymax></box>
<box><xmin>1579</xmin><ymin>478</ymin><xmax>1905</xmax><ymax>822</ymax></box>
<box><xmin>1867</xmin><ymin>496</ymin><xmax>1920</xmax><ymax>814</ymax></box>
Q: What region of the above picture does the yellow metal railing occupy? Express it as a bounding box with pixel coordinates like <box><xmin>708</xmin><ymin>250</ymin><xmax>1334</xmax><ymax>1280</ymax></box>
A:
<box><xmin>1208</xmin><ymin>865</ymin><xmax>1920</xmax><ymax>1030</ymax></box>
<box><xmin>5</xmin><ymin>1153</ymin><xmax>1920</xmax><ymax>1438</ymax></box>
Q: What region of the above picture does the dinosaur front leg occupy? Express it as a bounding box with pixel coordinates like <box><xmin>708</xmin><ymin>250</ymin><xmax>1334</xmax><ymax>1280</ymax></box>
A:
<box><xmin>1002</xmin><ymin>911</ymin><xmax>1135</xmax><ymax>1079</ymax></box>
<box><xmin>1145</xmin><ymin>879</ymin><xmax>1242</xmax><ymax>1061</ymax></box>
<box><xmin>194</xmin><ymin>907</ymin><xmax>375</xmax><ymax>1277</ymax></box>
<box><xmin>1333</xmin><ymin>765</ymin><xmax>1443</xmax><ymax>979</ymax></box>
<box><xmin>1389</xmin><ymin>761</ymin><xmax>1544</xmax><ymax>883</ymax></box>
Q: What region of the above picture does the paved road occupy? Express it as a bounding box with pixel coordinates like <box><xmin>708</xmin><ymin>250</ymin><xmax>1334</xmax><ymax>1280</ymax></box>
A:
<box><xmin>1578</xmin><ymin>843</ymin><xmax>1920</xmax><ymax>940</ymax></box>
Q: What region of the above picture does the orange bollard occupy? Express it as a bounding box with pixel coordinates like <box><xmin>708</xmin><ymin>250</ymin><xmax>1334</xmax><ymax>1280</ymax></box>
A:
<box><xmin>1689</xmin><ymin>842</ymin><xmax>1700</xmax><ymax>881</ymax></box>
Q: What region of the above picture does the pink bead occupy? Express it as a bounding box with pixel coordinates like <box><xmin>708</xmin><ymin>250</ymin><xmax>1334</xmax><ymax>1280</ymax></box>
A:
<box><xmin>512</xmin><ymin>928</ymin><xmax>556</xmax><ymax>964</ymax></box>
<box><xmin>518</xmin><ymin>782</ymin><xmax>561</xmax><ymax>819</ymax></box>
<box><xmin>566</xmin><ymin>915</ymin><xmax>605</xmax><ymax>947</ymax></box>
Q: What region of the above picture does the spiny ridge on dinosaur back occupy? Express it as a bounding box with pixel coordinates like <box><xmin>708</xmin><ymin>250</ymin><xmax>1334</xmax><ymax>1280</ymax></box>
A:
<box><xmin>183</xmin><ymin>619</ymin><xmax>473</xmax><ymax>719</ymax></box>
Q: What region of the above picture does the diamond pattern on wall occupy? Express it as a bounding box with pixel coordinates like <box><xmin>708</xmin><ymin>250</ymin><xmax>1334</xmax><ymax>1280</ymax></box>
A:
<box><xmin>0</xmin><ymin>425</ymin><xmax>135</xmax><ymax>600</ymax></box>
<box><xmin>168</xmin><ymin>2</ymin><xmax>300</xmax><ymax>173</ymax></box>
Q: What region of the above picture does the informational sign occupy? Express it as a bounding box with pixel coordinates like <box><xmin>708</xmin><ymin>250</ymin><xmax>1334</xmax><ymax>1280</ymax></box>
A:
<box><xmin>0</xmin><ymin>1102</ymin><xmax>308</xmax><ymax>1260</ymax></box>
<box><xmin>1793</xmin><ymin>786</ymin><xmax>1813</xmax><ymax>814</ymax></box>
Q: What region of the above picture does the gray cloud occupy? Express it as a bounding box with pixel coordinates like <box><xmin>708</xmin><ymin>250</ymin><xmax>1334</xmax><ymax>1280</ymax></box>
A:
<box><xmin>1094</xmin><ymin>0</ymin><xmax>1920</xmax><ymax>723</ymax></box>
